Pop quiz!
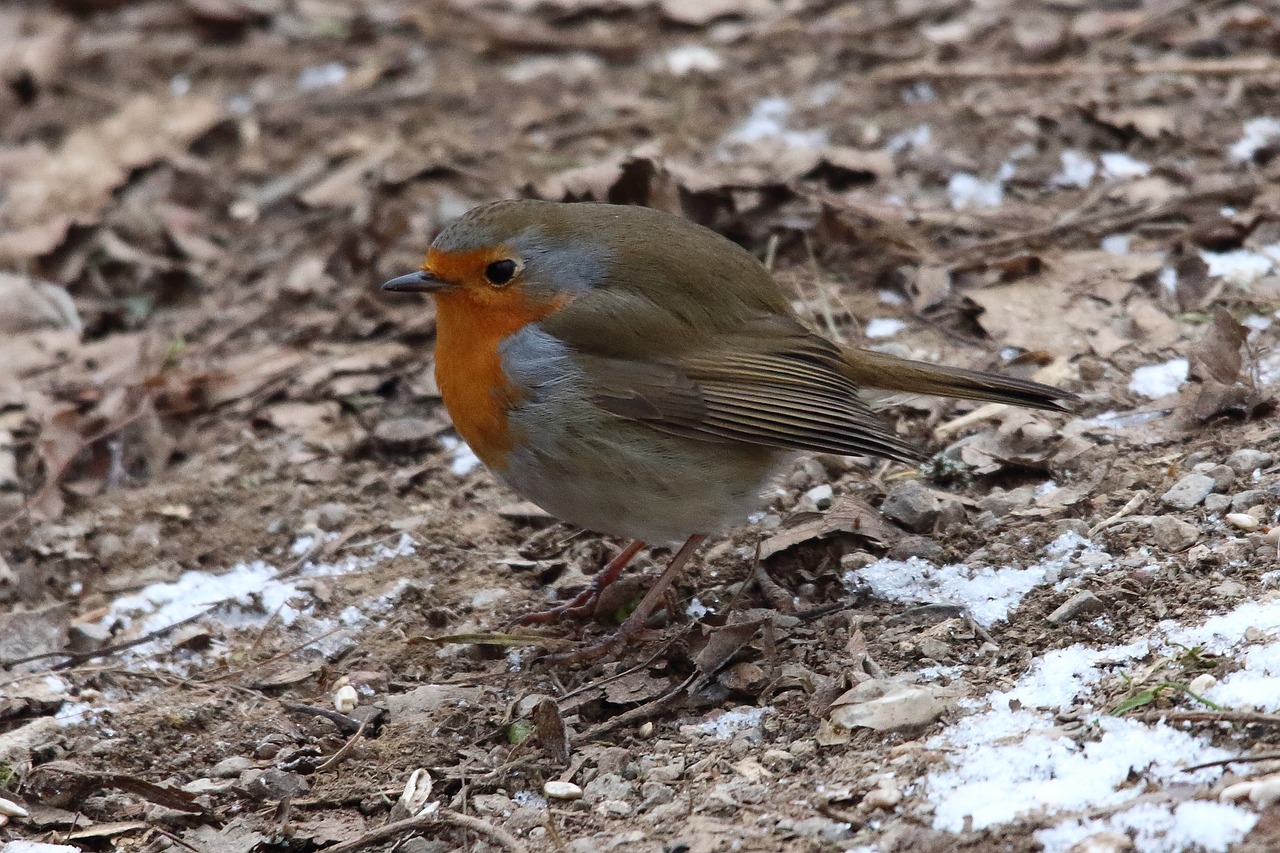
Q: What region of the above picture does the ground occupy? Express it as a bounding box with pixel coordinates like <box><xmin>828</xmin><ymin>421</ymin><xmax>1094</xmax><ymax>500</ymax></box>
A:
<box><xmin>2</xmin><ymin>1</ymin><xmax>1280</xmax><ymax>852</ymax></box>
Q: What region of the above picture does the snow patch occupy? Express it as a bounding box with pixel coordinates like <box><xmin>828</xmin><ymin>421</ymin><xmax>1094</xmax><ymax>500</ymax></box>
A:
<box><xmin>864</xmin><ymin>318</ymin><xmax>906</xmax><ymax>339</ymax></box>
<box><xmin>848</xmin><ymin>532</ymin><xmax>1109</xmax><ymax>627</ymax></box>
<box><xmin>1229</xmin><ymin>117</ymin><xmax>1280</xmax><ymax>163</ymax></box>
<box><xmin>1128</xmin><ymin>359</ymin><xmax>1188</xmax><ymax>399</ymax></box>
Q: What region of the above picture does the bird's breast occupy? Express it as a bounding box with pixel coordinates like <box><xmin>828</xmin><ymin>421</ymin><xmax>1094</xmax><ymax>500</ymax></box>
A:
<box><xmin>432</xmin><ymin>296</ymin><xmax>531</xmax><ymax>470</ymax></box>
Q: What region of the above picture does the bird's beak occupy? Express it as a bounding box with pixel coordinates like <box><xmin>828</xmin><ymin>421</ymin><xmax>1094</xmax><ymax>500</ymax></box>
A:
<box><xmin>382</xmin><ymin>270</ymin><xmax>445</xmax><ymax>293</ymax></box>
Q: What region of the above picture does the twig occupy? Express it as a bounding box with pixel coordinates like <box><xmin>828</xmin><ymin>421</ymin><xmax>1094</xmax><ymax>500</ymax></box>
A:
<box><xmin>283</xmin><ymin>703</ymin><xmax>363</xmax><ymax>735</ymax></box>
<box><xmin>0</xmin><ymin>607</ymin><xmax>216</xmax><ymax>670</ymax></box>
<box><xmin>1089</xmin><ymin>490</ymin><xmax>1148</xmax><ymax>537</ymax></box>
<box><xmin>941</xmin><ymin>180</ymin><xmax>1259</xmax><ymax>263</ymax></box>
<box><xmin>1182</xmin><ymin>753</ymin><xmax>1280</xmax><ymax>773</ymax></box>
<box><xmin>324</xmin><ymin>807</ymin><xmax>529</xmax><ymax>853</ymax></box>
<box><xmin>315</xmin><ymin>720</ymin><xmax>368</xmax><ymax>772</ymax></box>
<box><xmin>572</xmin><ymin>673</ymin><xmax>697</xmax><ymax>744</ymax></box>
<box><xmin>873</xmin><ymin>57</ymin><xmax>1280</xmax><ymax>82</ymax></box>
<box><xmin>1133</xmin><ymin>709</ymin><xmax>1280</xmax><ymax>727</ymax></box>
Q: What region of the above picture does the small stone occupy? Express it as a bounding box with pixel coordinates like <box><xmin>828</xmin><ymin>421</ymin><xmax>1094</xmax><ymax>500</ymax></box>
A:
<box><xmin>211</xmin><ymin>756</ymin><xmax>254</xmax><ymax>778</ymax></box>
<box><xmin>637</xmin><ymin>721</ymin><xmax>654</xmax><ymax>738</ymax></box>
<box><xmin>840</xmin><ymin>551</ymin><xmax>876</xmax><ymax>571</ymax></box>
<box><xmin>1226</xmin><ymin>449</ymin><xmax>1273</xmax><ymax>476</ymax></box>
<box><xmin>596</xmin><ymin>799</ymin><xmax>632</xmax><ymax>816</ymax></box>
<box><xmin>1047</xmin><ymin>590</ymin><xmax>1106</xmax><ymax>625</ymax></box>
<box><xmin>861</xmin><ymin>786</ymin><xmax>902</xmax><ymax>810</ymax></box>
<box><xmin>1064</xmin><ymin>831</ymin><xmax>1134</xmax><ymax>853</ymax></box>
<box><xmin>1191</xmin><ymin>462</ymin><xmax>1235</xmax><ymax>491</ymax></box>
<box><xmin>583</xmin><ymin>773</ymin><xmax>633</xmax><ymax>804</ymax></box>
<box><xmin>373</xmin><ymin>416</ymin><xmax>442</xmax><ymax>450</ymax></box>
<box><xmin>1230</xmin><ymin>489</ymin><xmax>1269</xmax><ymax>513</ymax></box>
<box><xmin>66</xmin><ymin>623</ymin><xmax>112</xmax><ymax>654</ymax></box>
<box><xmin>240</xmin><ymin>768</ymin><xmax>309</xmax><ymax>800</ymax></box>
<box><xmin>1226</xmin><ymin>513</ymin><xmax>1260</xmax><ymax>532</ymax></box>
<box><xmin>334</xmin><ymin>684</ymin><xmax>359</xmax><ymax>713</ymax></box>
<box><xmin>181</xmin><ymin>777</ymin><xmax>234</xmax><ymax>795</ymax></box>
<box><xmin>1203</xmin><ymin>494</ymin><xmax>1231</xmax><ymax>513</ymax></box>
<box><xmin>1188</xmin><ymin>673</ymin><xmax>1217</xmax><ymax>694</ymax></box>
<box><xmin>804</xmin><ymin>484</ymin><xmax>834</xmax><ymax>509</ymax></box>
<box><xmin>881</xmin><ymin>481</ymin><xmax>965</xmax><ymax>533</ymax></box>
<box><xmin>1161</xmin><ymin>474</ymin><xmax>1214</xmax><ymax>510</ymax></box>
<box><xmin>1150</xmin><ymin>516</ymin><xmax>1200</xmax><ymax>552</ymax></box>
<box><xmin>1265</xmin><ymin>527</ymin><xmax>1280</xmax><ymax>544</ymax></box>
<box><xmin>543</xmin><ymin>781</ymin><xmax>583</xmax><ymax>801</ymax></box>
<box><xmin>977</xmin><ymin>486</ymin><xmax>1035</xmax><ymax>517</ymax></box>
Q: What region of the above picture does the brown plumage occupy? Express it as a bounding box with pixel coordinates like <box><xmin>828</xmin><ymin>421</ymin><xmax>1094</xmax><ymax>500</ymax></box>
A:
<box><xmin>384</xmin><ymin>200</ymin><xmax>1076</xmax><ymax>657</ymax></box>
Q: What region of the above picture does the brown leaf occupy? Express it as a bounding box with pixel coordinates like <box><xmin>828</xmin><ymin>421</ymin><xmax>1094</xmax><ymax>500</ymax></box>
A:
<box><xmin>760</xmin><ymin>495</ymin><xmax>902</xmax><ymax>559</ymax></box>
<box><xmin>692</xmin><ymin>618</ymin><xmax>767</xmax><ymax>677</ymax></box>
<box><xmin>531</xmin><ymin>696</ymin><xmax>570</xmax><ymax>765</ymax></box>
<box><xmin>1184</xmin><ymin>308</ymin><xmax>1261</xmax><ymax>421</ymax></box>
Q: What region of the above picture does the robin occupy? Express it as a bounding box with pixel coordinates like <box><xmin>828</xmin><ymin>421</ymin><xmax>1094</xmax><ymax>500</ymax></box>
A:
<box><xmin>384</xmin><ymin>200</ymin><xmax>1075</xmax><ymax>659</ymax></box>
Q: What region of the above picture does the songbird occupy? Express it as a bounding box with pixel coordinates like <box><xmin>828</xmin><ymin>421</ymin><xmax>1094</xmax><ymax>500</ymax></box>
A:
<box><xmin>384</xmin><ymin>200</ymin><xmax>1074</xmax><ymax>659</ymax></box>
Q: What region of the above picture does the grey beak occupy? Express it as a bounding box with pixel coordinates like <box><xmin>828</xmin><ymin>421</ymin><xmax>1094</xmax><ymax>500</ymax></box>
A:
<box><xmin>382</xmin><ymin>270</ymin><xmax>444</xmax><ymax>293</ymax></box>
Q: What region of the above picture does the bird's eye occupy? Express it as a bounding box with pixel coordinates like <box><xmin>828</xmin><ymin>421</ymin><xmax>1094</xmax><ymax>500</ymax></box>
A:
<box><xmin>484</xmin><ymin>259</ymin><xmax>518</xmax><ymax>286</ymax></box>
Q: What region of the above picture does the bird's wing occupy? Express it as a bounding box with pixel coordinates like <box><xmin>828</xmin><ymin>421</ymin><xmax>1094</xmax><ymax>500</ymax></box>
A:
<box><xmin>543</xmin><ymin>293</ymin><xmax>925</xmax><ymax>463</ymax></box>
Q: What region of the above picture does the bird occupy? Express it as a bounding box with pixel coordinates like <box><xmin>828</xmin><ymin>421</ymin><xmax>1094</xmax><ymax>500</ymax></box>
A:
<box><xmin>383</xmin><ymin>199</ymin><xmax>1075</xmax><ymax>660</ymax></box>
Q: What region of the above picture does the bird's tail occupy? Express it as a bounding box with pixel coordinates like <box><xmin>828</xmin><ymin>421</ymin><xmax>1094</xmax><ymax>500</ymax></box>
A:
<box><xmin>838</xmin><ymin>347</ymin><xmax>1077</xmax><ymax>412</ymax></box>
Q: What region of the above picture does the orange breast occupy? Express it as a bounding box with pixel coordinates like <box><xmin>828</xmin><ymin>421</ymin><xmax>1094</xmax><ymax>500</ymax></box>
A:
<box><xmin>433</xmin><ymin>293</ymin><xmax>528</xmax><ymax>471</ymax></box>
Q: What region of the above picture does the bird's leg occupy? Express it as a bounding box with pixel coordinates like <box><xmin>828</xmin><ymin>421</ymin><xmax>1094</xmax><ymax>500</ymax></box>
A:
<box><xmin>511</xmin><ymin>539</ymin><xmax>647</xmax><ymax>626</ymax></box>
<box><xmin>541</xmin><ymin>533</ymin><xmax>707</xmax><ymax>664</ymax></box>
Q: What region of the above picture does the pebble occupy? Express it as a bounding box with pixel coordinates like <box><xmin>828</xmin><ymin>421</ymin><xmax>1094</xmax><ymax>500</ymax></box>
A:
<box><xmin>880</xmin><ymin>480</ymin><xmax>965</xmax><ymax>533</ymax></box>
<box><xmin>1188</xmin><ymin>673</ymin><xmax>1217</xmax><ymax>694</ymax></box>
<box><xmin>1231</xmin><ymin>489</ymin><xmax>1269</xmax><ymax>513</ymax></box>
<box><xmin>211</xmin><ymin>756</ymin><xmax>255</xmax><ymax>778</ymax></box>
<box><xmin>803</xmin><ymin>484</ymin><xmax>834</xmax><ymax>509</ymax></box>
<box><xmin>1047</xmin><ymin>591</ymin><xmax>1106</xmax><ymax>626</ymax></box>
<box><xmin>1203</xmin><ymin>494</ymin><xmax>1231</xmax><ymax>514</ymax></box>
<box><xmin>543</xmin><ymin>781</ymin><xmax>583</xmax><ymax>801</ymax></box>
<box><xmin>1265</xmin><ymin>527</ymin><xmax>1280</xmax><ymax>544</ymax></box>
<box><xmin>1221</xmin><ymin>775</ymin><xmax>1280</xmax><ymax>809</ymax></box>
<box><xmin>1226</xmin><ymin>513</ymin><xmax>1260</xmax><ymax>531</ymax></box>
<box><xmin>862</xmin><ymin>786</ymin><xmax>902</xmax><ymax>810</ymax></box>
<box><xmin>334</xmin><ymin>684</ymin><xmax>359</xmax><ymax>713</ymax></box>
<box><xmin>1226</xmin><ymin>448</ymin><xmax>1273</xmax><ymax>476</ymax></box>
<box><xmin>1160</xmin><ymin>474</ymin><xmax>1214</xmax><ymax>510</ymax></box>
<box><xmin>1064</xmin><ymin>831</ymin><xmax>1134</xmax><ymax>853</ymax></box>
<box><xmin>1150</xmin><ymin>516</ymin><xmax>1200</xmax><ymax>552</ymax></box>
<box><xmin>373</xmin><ymin>416</ymin><xmax>442</xmax><ymax>450</ymax></box>
<box><xmin>1191</xmin><ymin>462</ymin><xmax>1235</xmax><ymax>491</ymax></box>
<box><xmin>66</xmin><ymin>623</ymin><xmax>112</xmax><ymax>653</ymax></box>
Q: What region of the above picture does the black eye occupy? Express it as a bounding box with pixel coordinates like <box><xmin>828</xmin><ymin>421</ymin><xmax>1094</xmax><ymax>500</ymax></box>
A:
<box><xmin>484</xmin><ymin>259</ymin><xmax>517</xmax><ymax>285</ymax></box>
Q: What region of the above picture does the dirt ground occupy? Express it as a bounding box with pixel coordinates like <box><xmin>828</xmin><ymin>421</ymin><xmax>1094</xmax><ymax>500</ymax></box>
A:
<box><xmin>3</xmin><ymin>1</ymin><xmax>1280</xmax><ymax>851</ymax></box>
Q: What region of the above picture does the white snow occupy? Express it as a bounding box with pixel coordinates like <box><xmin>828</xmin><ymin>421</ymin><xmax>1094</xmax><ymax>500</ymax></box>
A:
<box><xmin>922</xmin><ymin>598</ymin><xmax>1280</xmax><ymax>848</ymax></box>
<box><xmin>723</xmin><ymin>97</ymin><xmax>827</xmax><ymax>149</ymax></box>
<box><xmin>1036</xmin><ymin>801</ymin><xmax>1257</xmax><ymax>853</ymax></box>
<box><xmin>1101</xmin><ymin>234</ymin><xmax>1131</xmax><ymax>255</ymax></box>
<box><xmin>1128</xmin><ymin>359</ymin><xmax>1188</xmax><ymax>399</ymax></box>
<box><xmin>1229</xmin><ymin>117</ymin><xmax>1280</xmax><ymax>163</ymax></box>
<box><xmin>297</xmin><ymin>62</ymin><xmax>347</xmax><ymax>91</ymax></box>
<box><xmin>1100</xmin><ymin>152</ymin><xmax>1151</xmax><ymax>180</ymax></box>
<box><xmin>1199</xmin><ymin>248</ymin><xmax>1275</xmax><ymax>286</ymax></box>
<box><xmin>696</xmin><ymin>705</ymin><xmax>772</xmax><ymax>739</ymax></box>
<box><xmin>886</xmin><ymin>123</ymin><xmax>931</xmax><ymax>153</ymax></box>
<box><xmin>864</xmin><ymin>318</ymin><xmax>906</xmax><ymax>339</ymax></box>
<box><xmin>105</xmin><ymin>533</ymin><xmax>417</xmax><ymax>645</ymax></box>
<box><xmin>1053</xmin><ymin>150</ymin><xmax>1097</xmax><ymax>187</ymax></box>
<box><xmin>441</xmin><ymin>435</ymin><xmax>483</xmax><ymax>475</ymax></box>
<box><xmin>849</xmin><ymin>532</ymin><xmax>1109</xmax><ymax>627</ymax></box>
<box><xmin>948</xmin><ymin>172</ymin><xmax>1004</xmax><ymax>209</ymax></box>
<box><xmin>660</xmin><ymin>44</ymin><xmax>722</xmax><ymax>75</ymax></box>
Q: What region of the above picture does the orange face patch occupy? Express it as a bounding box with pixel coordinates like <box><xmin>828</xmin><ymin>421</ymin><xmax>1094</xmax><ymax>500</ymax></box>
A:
<box><xmin>424</xmin><ymin>247</ymin><xmax>567</xmax><ymax>471</ymax></box>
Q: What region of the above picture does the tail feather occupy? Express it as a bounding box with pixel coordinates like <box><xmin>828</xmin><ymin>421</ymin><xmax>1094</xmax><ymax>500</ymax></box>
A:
<box><xmin>838</xmin><ymin>347</ymin><xmax>1077</xmax><ymax>412</ymax></box>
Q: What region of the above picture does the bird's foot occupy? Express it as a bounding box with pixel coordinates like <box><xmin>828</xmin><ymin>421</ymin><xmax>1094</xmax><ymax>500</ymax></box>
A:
<box><xmin>507</xmin><ymin>539</ymin><xmax>647</xmax><ymax>628</ymax></box>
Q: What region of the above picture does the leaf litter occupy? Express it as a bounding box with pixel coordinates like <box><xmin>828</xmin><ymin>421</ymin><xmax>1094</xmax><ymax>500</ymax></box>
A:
<box><xmin>1</xmin><ymin>1</ymin><xmax>1280</xmax><ymax>852</ymax></box>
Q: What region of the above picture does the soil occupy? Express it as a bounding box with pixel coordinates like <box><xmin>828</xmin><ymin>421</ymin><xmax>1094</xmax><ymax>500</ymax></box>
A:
<box><xmin>2</xmin><ymin>2</ymin><xmax>1280</xmax><ymax>852</ymax></box>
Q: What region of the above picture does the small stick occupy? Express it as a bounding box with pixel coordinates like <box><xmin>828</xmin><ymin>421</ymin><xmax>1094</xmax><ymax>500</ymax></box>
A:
<box><xmin>324</xmin><ymin>808</ymin><xmax>529</xmax><ymax>853</ymax></box>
